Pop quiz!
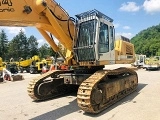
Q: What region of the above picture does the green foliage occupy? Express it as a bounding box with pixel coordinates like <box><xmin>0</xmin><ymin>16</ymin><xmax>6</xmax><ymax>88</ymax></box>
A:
<box><xmin>0</xmin><ymin>29</ymin><xmax>8</xmax><ymax>60</ymax></box>
<box><xmin>0</xmin><ymin>29</ymin><xmax>57</xmax><ymax>61</ymax></box>
<box><xmin>131</xmin><ymin>24</ymin><xmax>160</xmax><ymax>57</ymax></box>
<box><xmin>28</xmin><ymin>35</ymin><xmax>39</xmax><ymax>57</ymax></box>
<box><xmin>49</xmin><ymin>46</ymin><xmax>56</xmax><ymax>57</ymax></box>
<box><xmin>38</xmin><ymin>43</ymin><xmax>50</xmax><ymax>58</ymax></box>
<box><xmin>7</xmin><ymin>30</ymin><xmax>29</xmax><ymax>60</ymax></box>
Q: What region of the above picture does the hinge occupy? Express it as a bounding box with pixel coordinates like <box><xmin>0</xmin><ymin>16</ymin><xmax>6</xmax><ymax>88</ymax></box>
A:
<box><xmin>23</xmin><ymin>5</ymin><xmax>32</xmax><ymax>14</ymax></box>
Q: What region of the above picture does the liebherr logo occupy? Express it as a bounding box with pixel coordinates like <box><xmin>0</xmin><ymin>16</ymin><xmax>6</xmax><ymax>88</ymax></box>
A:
<box><xmin>0</xmin><ymin>0</ymin><xmax>12</xmax><ymax>6</ymax></box>
<box><xmin>0</xmin><ymin>0</ymin><xmax>15</xmax><ymax>12</ymax></box>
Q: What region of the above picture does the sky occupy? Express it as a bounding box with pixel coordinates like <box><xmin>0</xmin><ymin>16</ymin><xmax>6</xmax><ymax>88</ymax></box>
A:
<box><xmin>0</xmin><ymin>0</ymin><xmax>160</xmax><ymax>46</ymax></box>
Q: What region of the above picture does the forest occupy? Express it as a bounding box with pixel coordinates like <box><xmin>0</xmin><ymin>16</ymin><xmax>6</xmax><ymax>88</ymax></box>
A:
<box><xmin>131</xmin><ymin>24</ymin><xmax>160</xmax><ymax>57</ymax></box>
<box><xmin>0</xmin><ymin>29</ymin><xmax>60</xmax><ymax>61</ymax></box>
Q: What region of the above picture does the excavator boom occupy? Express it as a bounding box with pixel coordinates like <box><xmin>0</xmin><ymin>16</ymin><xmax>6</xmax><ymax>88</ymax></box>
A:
<box><xmin>0</xmin><ymin>0</ymin><xmax>75</xmax><ymax>60</ymax></box>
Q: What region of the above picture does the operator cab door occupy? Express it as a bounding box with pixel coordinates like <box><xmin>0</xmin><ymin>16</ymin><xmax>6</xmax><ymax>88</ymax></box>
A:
<box><xmin>74</xmin><ymin>20</ymin><xmax>97</xmax><ymax>63</ymax></box>
<box><xmin>97</xmin><ymin>21</ymin><xmax>115</xmax><ymax>65</ymax></box>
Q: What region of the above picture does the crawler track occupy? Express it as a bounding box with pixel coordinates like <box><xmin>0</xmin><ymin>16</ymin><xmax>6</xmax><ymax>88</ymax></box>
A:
<box><xmin>27</xmin><ymin>70</ymin><xmax>77</xmax><ymax>101</ymax></box>
<box><xmin>77</xmin><ymin>67</ymin><xmax>138</xmax><ymax>113</ymax></box>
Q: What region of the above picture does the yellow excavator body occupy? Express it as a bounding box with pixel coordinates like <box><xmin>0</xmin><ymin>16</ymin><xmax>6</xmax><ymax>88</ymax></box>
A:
<box><xmin>0</xmin><ymin>0</ymin><xmax>138</xmax><ymax>114</ymax></box>
<box><xmin>0</xmin><ymin>57</ymin><xmax>5</xmax><ymax>71</ymax></box>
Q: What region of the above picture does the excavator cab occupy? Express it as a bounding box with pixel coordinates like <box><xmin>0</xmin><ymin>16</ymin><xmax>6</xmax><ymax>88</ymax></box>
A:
<box><xmin>74</xmin><ymin>9</ymin><xmax>115</xmax><ymax>66</ymax></box>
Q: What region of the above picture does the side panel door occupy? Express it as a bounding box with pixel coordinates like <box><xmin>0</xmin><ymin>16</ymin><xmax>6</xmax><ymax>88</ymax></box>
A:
<box><xmin>98</xmin><ymin>23</ymin><xmax>115</xmax><ymax>64</ymax></box>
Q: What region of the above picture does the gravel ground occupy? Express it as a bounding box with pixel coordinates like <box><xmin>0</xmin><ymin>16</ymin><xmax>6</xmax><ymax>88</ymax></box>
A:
<box><xmin>0</xmin><ymin>65</ymin><xmax>160</xmax><ymax>120</ymax></box>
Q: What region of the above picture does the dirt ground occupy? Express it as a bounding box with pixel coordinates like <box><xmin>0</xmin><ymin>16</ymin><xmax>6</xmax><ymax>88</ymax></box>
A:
<box><xmin>0</xmin><ymin>65</ymin><xmax>160</xmax><ymax>120</ymax></box>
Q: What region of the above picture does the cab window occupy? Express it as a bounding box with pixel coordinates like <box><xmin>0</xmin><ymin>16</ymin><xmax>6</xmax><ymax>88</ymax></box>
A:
<box><xmin>110</xmin><ymin>26</ymin><xmax>114</xmax><ymax>50</ymax></box>
<box><xmin>98</xmin><ymin>23</ymin><xmax>109</xmax><ymax>53</ymax></box>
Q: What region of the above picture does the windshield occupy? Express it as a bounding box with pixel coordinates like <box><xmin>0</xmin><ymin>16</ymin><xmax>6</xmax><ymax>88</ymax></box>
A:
<box><xmin>75</xmin><ymin>19</ymin><xmax>97</xmax><ymax>62</ymax></box>
<box><xmin>77</xmin><ymin>19</ymin><xmax>97</xmax><ymax>47</ymax></box>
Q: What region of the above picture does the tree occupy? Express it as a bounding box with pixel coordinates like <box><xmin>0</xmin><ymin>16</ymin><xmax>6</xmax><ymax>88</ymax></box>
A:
<box><xmin>38</xmin><ymin>43</ymin><xmax>50</xmax><ymax>58</ymax></box>
<box><xmin>0</xmin><ymin>29</ymin><xmax>65</xmax><ymax>61</ymax></box>
<box><xmin>7</xmin><ymin>35</ymin><xmax>20</xmax><ymax>60</ymax></box>
<box><xmin>7</xmin><ymin>29</ymin><xmax>28</xmax><ymax>61</ymax></box>
<box><xmin>18</xmin><ymin>29</ymin><xmax>28</xmax><ymax>59</ymax></box>
<box><xmin>131</xmin><ymin>24</ymin><xmax>160</xmax><ymax>57</ymax></box>
<box><xmin>0</xmin><ymin>29</ymin><xmax>8</xmax><ymax>60</ymax></box>
<box><xmin>28</xmin><ymin>35</ymin><xmax>39</xmax><ymax>57</ymax></box>
<box><xmin>49</xmin><ymin>46</ymin><xmax>56</xmax><ymax>57</ymax></box>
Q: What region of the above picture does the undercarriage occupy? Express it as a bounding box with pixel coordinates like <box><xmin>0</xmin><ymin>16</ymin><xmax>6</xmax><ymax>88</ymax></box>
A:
<box><xmin>27</xmin><ymin>67</ymin><xmax>138</xmax><ymax>113</ymax></box>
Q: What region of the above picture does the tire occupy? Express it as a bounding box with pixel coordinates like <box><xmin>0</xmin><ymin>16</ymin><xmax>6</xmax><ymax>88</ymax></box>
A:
<box><xmin>30</xmin><ymin>67</ymin><xmax>35</xmax><ymax>74</ymax></box>
<box><xmin>26</xmin><ymin>68</ymin><xmax>30</xmax><ymax>73</ymax></box>
<box><xmin>20</xmin><ymin>67</ymin><xmax>23</xmax><ymax>73</ymax></box>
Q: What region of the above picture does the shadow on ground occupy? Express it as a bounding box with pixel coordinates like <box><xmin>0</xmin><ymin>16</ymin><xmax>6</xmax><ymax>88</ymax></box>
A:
<box><xmin>31</xmin><ymin>92</ymin><xmax>79</xmax><ymax>120</ymax></box>
<box><xmin>85</xmin><ymin>83</ymin><xmax>147</xmax><ymax>117</ymax></box>
<box><xmin>31</xmin><ymin>83</ymin><xmax>147</xmax><ymax>120</ymax></box>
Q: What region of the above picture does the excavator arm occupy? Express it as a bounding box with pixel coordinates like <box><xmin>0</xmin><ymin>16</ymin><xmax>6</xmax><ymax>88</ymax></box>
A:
<box><xmin>0</xmin><ymin>0</ymin><xmax>75</xmax><ymax>64</ymax></box>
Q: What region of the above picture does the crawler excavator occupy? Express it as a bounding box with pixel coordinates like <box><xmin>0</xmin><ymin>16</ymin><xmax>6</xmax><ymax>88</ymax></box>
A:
<box><xmin>0</xmin><ymin>0</ymin><xmax>138</xmax><ymax>113</ymax></box>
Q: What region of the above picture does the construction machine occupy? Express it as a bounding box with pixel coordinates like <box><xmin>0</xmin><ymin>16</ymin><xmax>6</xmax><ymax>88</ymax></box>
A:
<box><xmin>1</xmin><ymin>58</ymin><xmax>19</xmax><ymax>74</ymax></box>
<box><xmin>5</xmin><ymin>62</ymin><xmax>19</xmax><ymax>74</ymax></box>
<box><xmin>6</xmin><ymin>55</ymin><xmax>40</xmax><ymax>73</ymax></box>
<box><xmin>30</xmin><ymin>61</ymin><xmax>43</xmax><ymax>74</ymax></box>
<box><xmin>132</xmin><ymin>54</ymin><xmax>146</xmax><ymax>68</ymax></box>
<box><xmin>0</xmin><ymin>57</ymin><xmax>5</xmax><ymax>72</ymax></box>
<box><xmin>132</xmin><ymin>54</ymin><xmax>160</xmax><ymax>70</ymax></box>
<box><xmin>0</xmin><ymin>57</ymin><xmax>20</xmax><ymax>81</ymax></box>
<box><xmin>0</xmin><ymin>57</ymin><xmax>5</xmax><ymax>82</ymax></box>
<box><xmin>18</xmin><ymin>55</ymin><xmax>40</xmax><ymax>73</ymax></box>
<box><xmin>145</xmin><ymin>56</ymin><xmax>160</xmax><ymax>70</ymax></box>
<box><xmin>30</xmin><ymin>57</ymin><xmax>52</xmax><ymax>74</ymax></box>
<box><xmin>0</xmin><ymin>0</ymin><xmax>138</xmax><ymax>113</ymax></box>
